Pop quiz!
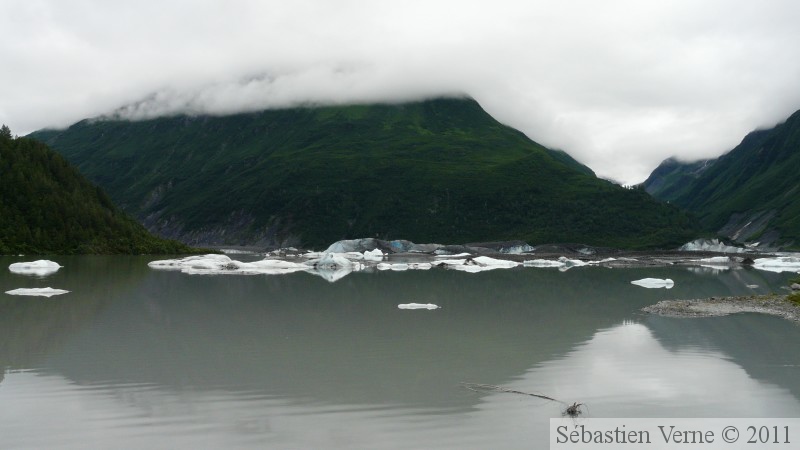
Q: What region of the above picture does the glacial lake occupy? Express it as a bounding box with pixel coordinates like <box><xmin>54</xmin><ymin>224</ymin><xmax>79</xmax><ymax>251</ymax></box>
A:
<box><xmin>2</xmin><ymin>254</ymin><xmax>799</xmax><ymax>449</ymax></box>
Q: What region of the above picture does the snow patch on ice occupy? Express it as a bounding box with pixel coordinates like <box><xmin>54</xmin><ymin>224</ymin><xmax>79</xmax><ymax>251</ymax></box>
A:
<box><xmin>5</xmin><ymin>287</ymin><xmax>69</xmax><ymax>297</ymax></box>
<box><xmin>398</xmin><ymin>303</ymin><xmax>439</xmax><ymax>310</ymax></box>
<box><xmin>631</xmin><ymin>278</ymin><xmax>674</xmax><ymax>289</ymax></box>
<box><xmin>9</xmin><ymin>260</ymin><xmax>62</xmax><ymax>276</ymax></box>
<box><xmin>752</xmin><ymin>256</ymin><xmax>800</xmax><ymax>273</ymax></box>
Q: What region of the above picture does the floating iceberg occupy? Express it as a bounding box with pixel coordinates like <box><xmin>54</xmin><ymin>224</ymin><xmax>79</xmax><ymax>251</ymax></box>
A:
<box><xmin>9</xmin><ymin>260</ymin><xmax>62</xmax><ymax>276</ymax></box>
<box><xmin>693</xmin><ymin>256</ymin><xmax>733</xmax><ymax>270</ymax></box>
<box><xmin>148</xmin><ymin>254</ymin><xmax>231</xmax><ymax>270</ymax></box>
<box><xmin>522</xmin><ymin>256</ymin><xmax>587</xmax><ymax>271</ymax></box>
<box><xmin>5</xmin><ymin>287</ymin><xmax>69</xmax><ymax>297</ymax></box>
<box><xmin>471</xmin><ymin>256</ymin><xmax>519</xmax><ymax>268</ymax></box>
<box><xmin>363</xmin><ymin>248</ymin><xmax>384</xmax><ymax>261</ymax></box>
<box><xmin>631</xmin><ymin>278</ymin><xmax>674</xmax><ymax>289</ymax></box>
<box><xmin>150</xmin><ymin>254</ymin><xmax>311</xmax><ymax>275</ymax></box>
<box><xmin>694</xmin><ymin>256</ymin><xmax>732</xmax><ymax>265</ymax></box>
<box><xmin>377</xmin><ymin>263</ymin><xmax>408</xmax><ymax>271</ymax></box>
<box><xmin>431</xmin><ymin>256</ymin><xmax>518</xmax><ymax>272</ymax></box>
<box><xmin>752</xmin><ymin>256</ymin><xmax>800</xmax><ymax>273</ymax></box>
<box><xmin>377</xmin><ymin>262</ymin><xmax>433</xmax><ymax>271</ymax></box>
<box><xmin>398</xmin><ymin>303</ymin><xmax>440</xmax><ymax>310</ymax></box>
<box><xmin>431</xmin><ymin>258</ymin><xmax>468</xmax><ymax>266</ymax></box>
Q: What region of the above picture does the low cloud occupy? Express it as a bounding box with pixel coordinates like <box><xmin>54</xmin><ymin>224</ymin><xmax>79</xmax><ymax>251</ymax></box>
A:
<box><xmin>2</xmin><ymin>0</ymin><xmax>800</xmax><ymax>183</ymax></box>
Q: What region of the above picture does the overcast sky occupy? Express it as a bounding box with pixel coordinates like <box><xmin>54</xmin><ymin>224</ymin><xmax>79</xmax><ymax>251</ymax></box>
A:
<box><xmin>2</xmin><ymin>0</ymin><xmax>799</xmax><ymax>183</ymax></box>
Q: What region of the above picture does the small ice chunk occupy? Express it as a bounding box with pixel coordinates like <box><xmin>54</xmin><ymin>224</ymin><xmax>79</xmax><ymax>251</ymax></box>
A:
<box><xmin>363</xmin><ymin>248</ymin><xmax>384</xmax><ymax>261</ymax></box>
<box><xmin>9</xmin><ymin>260</ymin><xmax>62</xmax><ymax>276</ymax></box>
<box><xmin>587</xmin><ymin>257</ymin><xmax>617</xmax><ymax>265</ymax></box>
<box><xmin>631</xmin><ymin>278</ymin><xmax>675</xmax><ymax>289</ymax></box>
<box><xmin>377</xmin><ymin>262</ymin><xmax>431</xmax><ymax>271</ymax></box>
<box><xmin>435</xmin><ymin>253</ymin><xmax>472</xmax><ymax>258</ymax></box>
<box><xmin>398</xmin><ymin>303</ymin><xmax>440</xmax><ymax>310</ymax></box>
<box><xmin>471</xmin><ymin>256</ymin><xmax>519</xmax><ymax>268</ymax></box>
<box><xmin>694</xmin><ymin>256</ymin><xmax>732</xmax><ymax>265</ymax></box>
<box><xmin>6</xmin><ymin>287</ymin><xmax>69</xmax><ymax>297</ymax></box>
<box><xmin>449</xmin><ymin>264</ymin><xmax>484</xmax><ymax>273</ymax></box>
<box><xmin>431</xmin><ymin>259</ymin><xmax>468</xmax><ymax>266</ymax></box>
<box><xmin>523</xmin><ymin>259</ymin><xmax>565</xmax><ymax>268</ymax></box>
<box><xmin>148</xmin><ymin>254</ymin><xmax>232</xmax><ymax>269</ymax></box>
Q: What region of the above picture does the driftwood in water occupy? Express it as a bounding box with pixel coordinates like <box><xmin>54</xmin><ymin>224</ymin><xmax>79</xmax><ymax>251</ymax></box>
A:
<box><xmin>460</xmin><ymin>382</ymin><xmax>584</xmax><ymax>417</ymax></box>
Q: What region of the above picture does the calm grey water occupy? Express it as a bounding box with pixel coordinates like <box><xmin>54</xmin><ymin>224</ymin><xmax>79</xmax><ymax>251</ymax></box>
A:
<box><xmin>1</xmin><ymin>255</ymin><xmax>799</xmax><ymax>449</ymax></box>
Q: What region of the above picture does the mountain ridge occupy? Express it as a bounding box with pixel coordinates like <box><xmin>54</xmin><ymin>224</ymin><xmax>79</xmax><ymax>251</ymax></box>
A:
<box><xmin>32</xmin><ymin>98</ymin><xmax>697</xmax><ymax>249</ymax></box>
<box><xmin>643</xmin><ymin>108</ymin><xmax>800</xmax><ymax>249</ymax></box>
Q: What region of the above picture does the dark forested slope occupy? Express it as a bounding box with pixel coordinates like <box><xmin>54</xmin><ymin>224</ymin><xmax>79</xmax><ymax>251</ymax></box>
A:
<box><xmin>33</xmin><ymin>98</ymin><xmax>697</xmax><ymax>249</ymax></box>
<box><xmin>0</xmin><ymin>128</ymin><xmax>195</xmax><ymax>254</ymax></box>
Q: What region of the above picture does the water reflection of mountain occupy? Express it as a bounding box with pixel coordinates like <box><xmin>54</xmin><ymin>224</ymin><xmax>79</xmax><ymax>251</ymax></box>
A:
<box><xmin>38</xmin><ymin>262</ymin><xmax>792</xmax><ymax>410</ymax></box>
<box><xmin>647</xmin><ymin>313</ymin><xmax>800</xmax><ymax>402</ymax></box>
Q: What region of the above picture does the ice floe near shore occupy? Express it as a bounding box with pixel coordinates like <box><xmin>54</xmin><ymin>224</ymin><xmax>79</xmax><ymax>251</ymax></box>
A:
<box><xmin>752</xmin><ymin>256</ymin><xmax>800</xmax><ymax>273</ymax></box>
<box><xmin>5</xmin><ymin>287</ymin><xmax>69</xmax><ymax>297</ymax></box>
<box><xmin>631</xmin><ymin>278</ymin><xmax>674</xmax><ymax>289</ymax></box>
<box><xmin>398</xmin><ymin>303</ymin><xmax>440</xmax><ymax>310</ymax></box>
<box><xmin>9</xmin><ymin>260</ymin><xmax>62</xmax><ymax>276</ymax></box>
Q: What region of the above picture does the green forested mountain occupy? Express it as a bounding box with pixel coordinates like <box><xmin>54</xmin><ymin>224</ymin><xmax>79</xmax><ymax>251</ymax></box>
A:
<box><xmin>643</xmin><ymin>109</ymin><xmax>800</xmax><ymax>249</ymax></box>
<box><xmin>642</xmin><ymin>157</ymin><xmax>713</xmax><ymax>202</ymax></box>
<box><xmin>0</xmin><ymin>129</ymin><xmax>196</xmax><ymax>254</ymax></box>
<box><xmin>32</xmin><ymin>98</ymin><xmax>697</xmax><ymax>249</ymax></box>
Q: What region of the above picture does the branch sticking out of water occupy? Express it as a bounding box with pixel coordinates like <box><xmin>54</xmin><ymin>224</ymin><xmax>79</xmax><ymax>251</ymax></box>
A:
<box><xmin>460</xmin><ymin>382</ymin><xmax>584</xmax><ymax>417</ymax></box>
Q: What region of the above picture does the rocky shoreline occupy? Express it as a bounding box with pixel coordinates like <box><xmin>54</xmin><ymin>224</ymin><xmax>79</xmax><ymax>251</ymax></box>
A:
<box><xmin>643</xmin><ymin>295</ymin><xmax>800</xmax><ymax>323</ymax></box>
